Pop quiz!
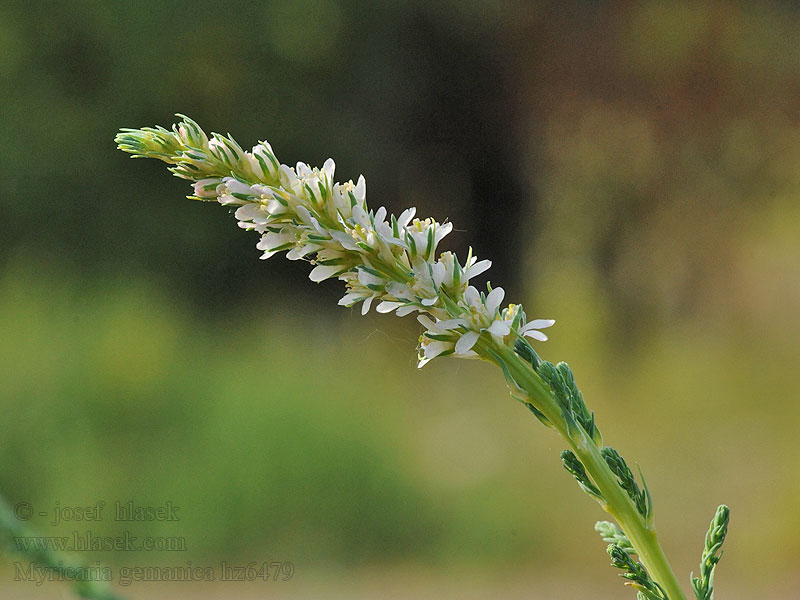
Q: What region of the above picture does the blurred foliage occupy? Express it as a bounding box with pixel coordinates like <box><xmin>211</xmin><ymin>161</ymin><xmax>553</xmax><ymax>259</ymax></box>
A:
<box><xmin>1</xmin><ymin>0</ymin><xmax>800</xmax><ymax>598</ymax></box>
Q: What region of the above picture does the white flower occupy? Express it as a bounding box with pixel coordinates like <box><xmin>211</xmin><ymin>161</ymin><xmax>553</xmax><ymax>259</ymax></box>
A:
<box><xmin>193</xmin><ymin>178</ymin><xmax>222</xmax><ymax>199</ymax></box>
<box><xmin>337</xmin><ymin>268</ymin><xmax>384</xmax><ymax>315</ymax></box>
<box><xmin>278</xmin><ymin>163</ymin><xmax>299</xmax><ymax>190</ymax></box>
<box><xmin>249</xmin><ymin>142</ymin><xmax>279</xmax><ymax>180</ymax></box>
<box><xmin>431</xmin><ymin>251</ymin><xmax>491</xmax><ymax>291</ymax></box>
<box><xmin>308</xmin><ymin>248</ymin><xmax>351</xmax><ymax>282</ymax></box>
<box><xmin>208</xmin><ymin>135</ymin><xmax>245</xmax><ymax>165</ymax></box>
<box><xmin>354</xmin><ymin>268</ymin><xmax>384</xmax><ymax>291</ymax></box>
<box><xmin>416</xmin><ymin>315</ymin><xmax>458</xmax><ymax>367</ymax></box>
<box><xmin>256</xmin><ymin>228</ymin><xmax>296</xmax><ymax>259</ymax></box>
<box><xmin>338</xmin><ymin>290</ymin><xmax>379</xmax><ymax>315</ymax></box>
<box><xmin>459</xmin><ymin>285</ymin><xmax>499</xmax><ymax>330</ymax></box>
<box><xmin>234</xmin><ymin>203</ymin><xmax>272</xmax><ymax>233</ymax></box>
<box><xmin>174</xmin><ymin>117</ymin><xmax>208</xmax><ymax>148</ymax></box>
<box><xmin>405</xmin><ymin>218</ymin><xmax>453</xmax><ymax>260</ymax></box>
<box><xmin>416</xmin><ymin>315</ymin><xmax>475</xmax><ymax>368</ymax></box>
<box><xmin>487</xmin><ymin>304</ymin><xmax>518</xmax><ymax>340</ymax></box>
<box><xmin>349</xmin><ymin>204</ymin><xmax>379</xmax><ymax>248</ymax></box>
<box><xmin>217</xmin><ymin>178</ymin><xmax>251</xmax><ymax>206</ymax></box>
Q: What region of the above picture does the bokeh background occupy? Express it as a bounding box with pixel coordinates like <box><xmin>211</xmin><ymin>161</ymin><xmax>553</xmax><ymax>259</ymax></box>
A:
<box><xmin>1</xmin><ymin>1</ymin><xmax>799</xmax><ymax>598</ymax></box>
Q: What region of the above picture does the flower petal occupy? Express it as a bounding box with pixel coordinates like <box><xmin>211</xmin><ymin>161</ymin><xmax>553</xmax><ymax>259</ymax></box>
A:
<box><xmin>423</xmin><ymin>340</ymin><xmax>451</xmax><ymax>359</ymax></box>
<box><xmin>322</xmin><ymin>158</ymin><xmax>335</xmax><ymax>181</ymax></box>
<box><xmin>486</xmin><ymin>320</ymin><xmax>511</xmax><ymax>337</ymax></box>
<box><xmin>357</xmin><ymin>269</ymin><xmax>384</xmax><ymax>287</ymax></box>
<box><xmin>354</xmin><ymin>175</ymin><xmax>366</xmax><ymax>203</ymax></box>
<box><xmin>455</xmin><ymin>331</ymin><xmax>479</xmax><ymax>354</ymax></box>
<box><xmin>361</xmin><ymin>295</ymin><xmax>375</xmax><ymax>315</ymax></box>
<box><xmin>257</xmin><ymin>230</ymin><xmax>293</xmax><ymax>251</ymax></box>
<box><xmin>464</xmin><ymin>259</ymin><xmax>491</xmax><ymax>280</ymax></box>
<box><xmin>437</xmin><ymin>318</ymin><xmax>467</xmax><ymax>330</ymax></box>
<box><xmin>464</xmin><ymin>286</ymin><xmax>480</xmax><ymax>306</ymax></box>
<box><xmin>397</xmin><ymin>207</ymin><xmax>416</xmax><ymax>229</ymax></box>
<box><xmin>396</xmin><ymin>305</ymin><xmax>418</xmax><ymax>317</ymax></box>
<box><xmin>309</xmin><ymin>265</ymin><xmax>341</xmax><ymax>282</ymax></box>
<box><xmin>376</xmin><ymin>301</ymin><xmax>403</xmax><ymax>313</ymax></box>
<box><xmin>417</xmin><ymin>315</ymin><xmax>436</xmax><ymax>330</ymax></box>
<box><xmin>523</xmin><ymin>330</ymin><xmax>549</xmax><ymax>342</ymax></box>
<box><xmin>431</xmin><ymin>261</ymin><xmax>446</xmax><ymax>288</ymax></box>
<box><xmin>434</xmin><ymin>222</ymin><xmax>453</xmax><ymax>246</ymax></box>
<box><xmin>235</xmin><ymin>203</ymin><xmax>262</xmax><ymax>221</ymax></box>
<box><xmin>521</xmin><ymin>319</ymin><xmax>556</xmax><ymax>331</ymax></box>
<box><xmin>225</xmin><ymin>178</ymin><xmax>253</xmax><ymax>195</ymax></box>
<box><xmin>485</xmin><ymin>287</ymin><xmax>505</xmax><ymax>314</ymax></box>
<box><xmin>338</xmin><ymin>292</ymin><xmax>365</xmax><ymax>306</ymax></box>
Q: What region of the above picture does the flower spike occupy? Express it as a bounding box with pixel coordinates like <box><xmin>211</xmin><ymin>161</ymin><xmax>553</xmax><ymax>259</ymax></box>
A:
<box><xmin>115</xmin><ymin>116</ymin><xmax>554</xmax><ymax>367</ymax></box>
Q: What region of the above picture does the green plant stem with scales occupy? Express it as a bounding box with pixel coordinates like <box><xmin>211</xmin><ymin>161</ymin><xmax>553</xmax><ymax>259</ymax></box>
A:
<box><xmin>492</xmin><ymin>341</ymin><xmax>685</xmax><ymax>600</ymax></box>
<box><xmin>115</xmin><ymin>115</ymin><xmax>730</xmax><ymax>600</ymax></box>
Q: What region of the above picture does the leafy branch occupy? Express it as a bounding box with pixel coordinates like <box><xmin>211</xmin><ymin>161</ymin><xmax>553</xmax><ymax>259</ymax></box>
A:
<box><xmin>691</xmin><ymin>505</ymin><xmax>730</xmax><ymax>600</ymax></box>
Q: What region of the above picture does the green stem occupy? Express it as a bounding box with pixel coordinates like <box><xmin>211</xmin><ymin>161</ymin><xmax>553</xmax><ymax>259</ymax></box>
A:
<box><xmin>491</xmin><ymin>343</ymin><xmax>687</xmax><ymax>600</ymax></box>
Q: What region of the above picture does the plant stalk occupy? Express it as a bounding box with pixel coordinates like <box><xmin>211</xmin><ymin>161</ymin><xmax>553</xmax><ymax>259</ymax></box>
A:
<box><xmin>492</xmin><ymin>343</ymin><xmax>687</xmax><ymax>600</ymax></box>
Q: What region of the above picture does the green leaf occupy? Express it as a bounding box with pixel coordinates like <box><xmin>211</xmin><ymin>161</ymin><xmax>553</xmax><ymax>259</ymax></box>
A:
<box><xmin>607</xmin><ymin>543</ymin><xmax>666</xmax><ymax>600</ymax></box>
<box><xmin>561</xmin><ymin>450</ymin><xmax>603</xmax><ymax>500</ymax></box>
<box><xmin>595</xmin><ymin>521</ymin><xmax>634</xmax><ymax>554</ymax></box>
<box><xmin>513</xmin><ymin>337</ymin><xmax>541</xmax><ymax>370</ymax></box>
<box><xmin>691</xmin><ymin>505</ymin><xmax>730</xmax><ymax>600</ymax></box>
<box><xmin>601</xmin><ymin>447</ymin><xmax>648</xmax><ymax>519</ymax></box>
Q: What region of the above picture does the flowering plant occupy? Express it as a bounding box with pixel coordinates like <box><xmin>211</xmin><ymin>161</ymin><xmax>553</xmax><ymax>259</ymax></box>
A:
<box><xmin>116</xmin><ymin>115</ymin><xmax>729</xmax><ymax>600</ymax></box>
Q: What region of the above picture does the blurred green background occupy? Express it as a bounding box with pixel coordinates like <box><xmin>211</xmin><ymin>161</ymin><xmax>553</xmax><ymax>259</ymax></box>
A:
<box><xmin>1</xmin><ymin>1</ymin><xmax>799</xmax><ymax>598</ymax></box>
